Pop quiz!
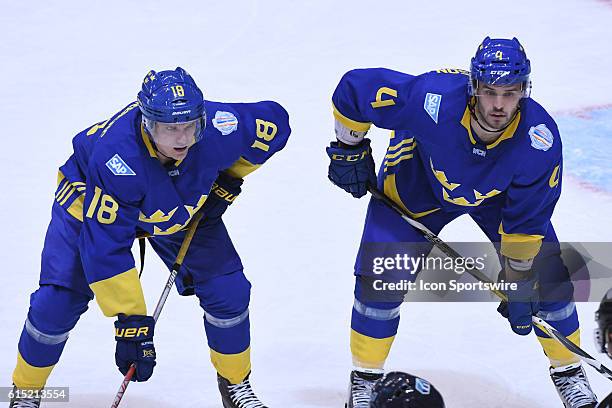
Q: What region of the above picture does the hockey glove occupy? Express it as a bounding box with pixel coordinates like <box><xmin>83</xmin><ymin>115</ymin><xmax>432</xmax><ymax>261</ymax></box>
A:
<box><xmin>326</xmin><ymin>138</ymin><xmax>377</xmax><ymax>198</ymax></box>
<box><xmin>497</xmin><ymin>259</ymin><xmax>540</xmax><ymax>336</ymax></box>
<box><xmin>203</xmin><ymin>172</ymin><xmax>243</xmax><ymax>220</ymax></box>
<box><xmin>114</xmin><ymin>314</ymin><xmax>156</xmax><ymax>381</ymax></box>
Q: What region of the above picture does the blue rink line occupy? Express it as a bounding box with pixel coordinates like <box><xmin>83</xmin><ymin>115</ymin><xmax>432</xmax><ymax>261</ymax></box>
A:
<box><xmin>554</xmin><ymin>105</ymin><xmax>612</xmax><ymax>193</ymax></box>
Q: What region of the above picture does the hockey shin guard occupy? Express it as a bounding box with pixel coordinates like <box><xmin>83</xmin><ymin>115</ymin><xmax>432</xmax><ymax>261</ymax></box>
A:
<box><xmin>536</xmin><ymin>302</ymin><xmax>581</xmax><ymax>367</ymax></box>
<box><xmin>350</xmin><ymin>299</ymin><xmax>401</xmax><ymax>369</ymax></box>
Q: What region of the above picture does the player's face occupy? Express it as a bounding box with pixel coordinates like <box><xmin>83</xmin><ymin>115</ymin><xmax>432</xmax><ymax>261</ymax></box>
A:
<box><xmin>151</xmin><ymin>120</ymin><xmax>199</xmax><ymax>161</ymax></box>
<box><xmin>475</xmin><ymin>83</ymin><xmax>522</xmax><ymax>130</ymax></box>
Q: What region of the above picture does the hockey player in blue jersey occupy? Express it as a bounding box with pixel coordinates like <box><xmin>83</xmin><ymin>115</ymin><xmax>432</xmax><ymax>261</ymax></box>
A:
<box><xmin>327</xmin><ymin>37</ymin><xmax>598</xmax><ymax>407</ymax></box>
<box><xmin>9</xmin><ymin>67</ymin><xmax>290</xmax><ymax>408</ymax></box>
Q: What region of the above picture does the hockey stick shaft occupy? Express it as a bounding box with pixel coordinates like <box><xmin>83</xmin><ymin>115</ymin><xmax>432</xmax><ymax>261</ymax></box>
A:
<box><xmin>110</xmin><ymin>212</ymin><xmax>205</xmax><ymax>408</ymax></box>
<box><xmin>368</xmin><ymin>185</ymin><xmax>612</xmax><ymax>381</ymax></box>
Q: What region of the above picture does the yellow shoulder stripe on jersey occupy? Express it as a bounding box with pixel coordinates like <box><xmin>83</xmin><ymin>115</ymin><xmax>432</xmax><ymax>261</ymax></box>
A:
<box><xmin>100</xmin><ymin>102</ymin><xmax>139</xmax><ymax>138</ymax></box>
<box><xmin>86</xmin><ymin>120</ymin><xmax>109</xmax><ymax>136</ymax></box>
<box><xmin>460</xmin><ymin>104</ymin><xmax>521</xmax><ymax>149</ymax></box>
<box><xmin>89</xmin><ymin>268</ymin><xmax>147</xmax><ymax>317</ymax></box>
<box><xmin>537</xmin><ymin>328</ymin><xmax>580</xmax><ymax>367</ymax></box>
<box><xmin>225</xmin><ymin>157</ymin><xmax>261</xmax><ymax>179</ymax></box>
<box><xmin>351</xmin><ymin>330</ymin><xmax>395</xmax><ymax>369</ymax></box>
<box><xmin>140</xmin><ymin>123</ymin><xmax>158</xmax><ymax>158</ymax></box>
<box><xmin>12</xmin><ymin>353</ymin><xmax>53</xmax><ymax>389</ymax></box>
<box><xmin>384</xmin><ymin>174</ymin><xmax>439</xmax><ymax>218</ymax></box>
<box><xmin>210</xmin><ymin>347</ymin><xmax>251</xmax><ymax>385</ymax></box>
<box><xmin>332</xmin><ymin>103</ymin><xmax>371</xmax><ymax>132</ymax></box>
<box><xmin>498</xmin><ymin>223</ymin><xmax>544</xmax><ymax>260</ymax></box>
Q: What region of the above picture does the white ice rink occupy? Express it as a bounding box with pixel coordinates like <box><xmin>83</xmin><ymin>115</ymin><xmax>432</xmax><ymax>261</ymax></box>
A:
<box><xmin>1</xmin><ymin>1</ymin><xmax>612</xmax><ymax>406</ymax></box>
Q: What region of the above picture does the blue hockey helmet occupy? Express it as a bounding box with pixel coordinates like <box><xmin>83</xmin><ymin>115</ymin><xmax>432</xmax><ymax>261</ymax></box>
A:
<box><xmin>469</xmin><ymin>37</ymin><xmax>531</xmax><ymax>97</ymax></box>
<box><xmin>137</xmin><ymin>67</ymin><xmax>206</xmax><ymax>142</ymax></box>
<box><xmin>370</xmin><ymin>372</ymin><xmax>445</xmax><ymax>408</ymax></box>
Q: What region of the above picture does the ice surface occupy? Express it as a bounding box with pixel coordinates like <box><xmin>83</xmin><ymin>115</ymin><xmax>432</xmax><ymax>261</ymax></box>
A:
<box><xmin>1</xmin><ymin>0</ymin><xmax>611</xmax><ymax>406</ymax></box>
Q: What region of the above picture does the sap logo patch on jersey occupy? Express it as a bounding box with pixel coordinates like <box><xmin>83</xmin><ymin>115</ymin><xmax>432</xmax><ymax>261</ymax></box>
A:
<box><xmin>415</xmin><ymin>378</ymin><xmax>431</xmax><ymax>395</ymax></box>
<box><xmin>212</xmin><ymin>111</ymin><xmax>239</xmax><ymax>135</ymax></box>
<box><xmin>529</xmin><ymin>124</ymin><xmax>554</xmax><ymax>151</ymax></box>
<box><xmin>424</xmin><ymin>93</ymin><xmax>442</xmax><ymax>124</ymax></box>
<box><xmin>106</xmin><ymin>154</ymin><xmax>136</xmax><ymax>176</ymax></box>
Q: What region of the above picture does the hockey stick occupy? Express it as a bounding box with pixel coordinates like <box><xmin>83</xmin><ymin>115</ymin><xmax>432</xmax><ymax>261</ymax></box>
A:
<box><xmin>110</xmin><ymin>211</ymin><xmax>205</xmax><ymax>408</ymax></box>
<box><xmin>368</xmin><ymin>185</ymin><xmax>612</xmax><ymax>381</ymax></box>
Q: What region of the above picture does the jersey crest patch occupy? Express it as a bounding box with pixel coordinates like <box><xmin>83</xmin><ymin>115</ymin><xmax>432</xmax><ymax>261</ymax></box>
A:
<box><xmin>529</xmin><ymin>124</ymin><xmax>554</xmax><ymax>151</ymax></box>
<box><xmin>106</xmin><ymin>154</ymin><xmax>136</xmax><ymax>176</ymax></box>
<box><xmin>212</xmin><ymin>111</ymin><xmax>239</xmax><ymax>135</ymax></box>
<box><xmin>424</xmin><ymin>93</ymin><xmax>442</xmax><ymax>124</ymax></box>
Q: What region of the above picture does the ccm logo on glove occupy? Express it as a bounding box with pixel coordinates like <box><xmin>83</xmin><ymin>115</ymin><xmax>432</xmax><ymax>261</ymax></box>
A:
<box><xmin>329</xmin><ymin>150</ymin><xmax>370</xmax><ymax>162</ymax></box>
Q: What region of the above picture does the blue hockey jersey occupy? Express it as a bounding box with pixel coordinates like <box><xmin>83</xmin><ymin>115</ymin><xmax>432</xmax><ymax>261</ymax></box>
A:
<box><xmin>54</xmin><ymin>100</ymin><xmax>290</xmax><ymax>317</ymax></box>
<box><xmin>332</xmin><ymin>68</ymin><xmax>562</xmax><ymax>260</ymax></box>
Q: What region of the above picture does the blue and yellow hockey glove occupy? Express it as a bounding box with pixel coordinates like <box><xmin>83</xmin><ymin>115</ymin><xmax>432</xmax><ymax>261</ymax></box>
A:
<box><xmin>326</xmin><ymin>138</ymin><xmax>377</xmax><ymax>198</ymax></box>
<box><xmin>203</xmin><ymin>172</ymin><xmax>243</xmax><ymax>220</ymax></box>
<box><xmin>114</xmin><ymin>314</ymin><xmax>156</xmax><ymax>381</ymax></box>
<box><xmin>497</xmin><ymin>259</ymin><xmax>540</xmax><ymax>335</ymax></box>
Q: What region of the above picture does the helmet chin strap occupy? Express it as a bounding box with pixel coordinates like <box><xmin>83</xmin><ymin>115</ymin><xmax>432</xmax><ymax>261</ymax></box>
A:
<box><xmin>142</xmin><ymin>120</ymin><xmax>176</xmax><ymax>163</ymax></box>
<box><xmin>155</xmin><ymin>148</ymin><xmax>174</xmax><ymax>162</ymax></box>
<box><xmin>469</xmin><ymin>97</ymin><xmax>521</xmax><ymax>135</ymax></box>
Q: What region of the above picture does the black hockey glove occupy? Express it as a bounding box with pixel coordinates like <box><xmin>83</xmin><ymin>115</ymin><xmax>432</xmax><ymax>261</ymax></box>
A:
<box><xmin>496</xmin><ymin>259</ymin><xmax>540</xmax><ymax>336</ymax></box>
<box><xmin>326</xmin><ymin>138</ymin><xmax>377</xmax><ymax>198</ymax></box>
<box><xmin>114</xmin><ymin>314</ymin><xmax>156</xmax><ymax>381</ymax></box>
<box><xmin>203</xmin><ymin>172</ymin><xmax>243</xmax><ymax>220</ymax></box>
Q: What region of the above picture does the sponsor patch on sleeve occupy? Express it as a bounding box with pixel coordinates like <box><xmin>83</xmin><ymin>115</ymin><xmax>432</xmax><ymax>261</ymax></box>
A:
<box><xmin>212</xmin><ymin>111</ymin><xmax>239</xmax><ymax>135</ymax></box>
<box><xmin>106</xmin><ymin>154</ymin><xmax>136</xmax><ymax>176</ymax></box>
<box><xmin>529</xmin><ymin>124</ymin><xmax>554</xmax><ymax>151</ymax></box>
<box><xmin>424</xmin><ymin>93</ymin><xmax>442</xmax><ymax>124</ymax></box>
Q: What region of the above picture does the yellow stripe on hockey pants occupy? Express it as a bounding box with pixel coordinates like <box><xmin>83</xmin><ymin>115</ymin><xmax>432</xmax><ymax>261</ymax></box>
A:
<box><xmin>351</xmin><ymin>329</ymin><xmax>395</xmax><ymax>369</ymax></box>
<box><xmin>210</xmin><ymin>347</ymin><xmax>251</xmax><ymax>384</ymax></box>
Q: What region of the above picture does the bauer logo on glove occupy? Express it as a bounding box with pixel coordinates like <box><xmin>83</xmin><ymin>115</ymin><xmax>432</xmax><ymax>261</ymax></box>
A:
<box><xmin>211</xmin><ymin>182</ymin><xmax>239</xmax><ymax>203</ymax></box>
<box><xmin>115</xmin><ymin>326</ymin><xmax>150</xmax><ymax>338</ymax></box>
